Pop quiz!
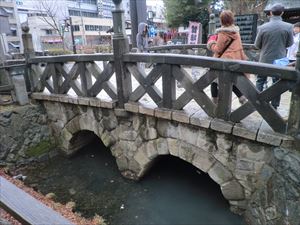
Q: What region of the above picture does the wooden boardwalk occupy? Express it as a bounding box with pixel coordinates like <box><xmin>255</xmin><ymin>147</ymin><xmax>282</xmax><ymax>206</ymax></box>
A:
<box><xmin>0</xmin><ymin>176</ymin><xmax>74</xmax><ymax>225</ymax></box>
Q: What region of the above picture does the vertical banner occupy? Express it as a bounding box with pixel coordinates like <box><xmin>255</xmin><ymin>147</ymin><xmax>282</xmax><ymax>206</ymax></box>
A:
<box><xmin>188</xmin><ymin>21</ymin><xmax>202</xmax><ymax>44</ymax></box>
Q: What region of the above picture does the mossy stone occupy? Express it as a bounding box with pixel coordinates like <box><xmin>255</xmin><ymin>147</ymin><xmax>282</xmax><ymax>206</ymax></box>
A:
<box><xmin>25</xmin><ymin>139</ymin><xmax>55</xmax><ymax>157</ymax></box>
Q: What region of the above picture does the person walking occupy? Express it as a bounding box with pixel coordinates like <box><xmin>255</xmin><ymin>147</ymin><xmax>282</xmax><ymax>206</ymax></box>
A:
<box><xmin>287</xmin><ymin>22</ymin><xmax>300</xmax><ymax>64</ymax></box>
<box><xmin>136</xmin><ymin>22</ymin><xmax>149</xmax><ymax>53</ymax></box>
<box><xmin>207</xmin><ymin>10</ymin><xmax>248</xmax><ymax>105</ymax></box>
<box><xmin>254</xmin><ymin>3</ymin><xmax>294</xmax><ymax>109</ymax></box>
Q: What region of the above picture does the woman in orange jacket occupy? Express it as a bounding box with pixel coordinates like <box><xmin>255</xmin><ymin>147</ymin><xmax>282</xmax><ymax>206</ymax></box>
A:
<box><xmin>207</xmin><ymin>10</ymin><xmax>247</xmax><ymax>105</ymax></box>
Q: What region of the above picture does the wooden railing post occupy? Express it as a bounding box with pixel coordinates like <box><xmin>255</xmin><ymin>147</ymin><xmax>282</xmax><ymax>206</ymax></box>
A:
<box><xmin>21</xmin><ymin>26</ymin><xmax>34</xmax><ymax>92</ymax></box>
<box><xmin>112</xmin><ymin>0</ymin><xmax>131</xmax><ymax>108</ymax></box>
<box><xmin>287</xmin><ymin>41</ymin><xmax>300</xmax><ymax>136</ymax></box>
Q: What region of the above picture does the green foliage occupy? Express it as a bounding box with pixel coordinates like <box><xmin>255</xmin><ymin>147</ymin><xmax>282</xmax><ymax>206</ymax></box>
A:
<box><xmin>46</xmin><ymin>49</ymin><xmax>73</xmax><ymax>56</ymax></box>
<box><xmin>163</xmin><ymin>0</ymin><xmax>210</xmax><ymax>28</ymax></box>
<box><xmin>25</xmin><ymin>139</ymin><xmax>55</xmax><ymax>157</ymax></box>
<box><xmin>95</xmin><ymin>45</ymin><xmax>113</xmax><ymax>53</ymax></box>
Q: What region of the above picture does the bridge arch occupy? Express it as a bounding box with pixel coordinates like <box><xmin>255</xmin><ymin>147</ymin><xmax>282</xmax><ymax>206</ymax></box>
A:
<box><xmin>59</xmin><ymin>109</ymin><xmax>116</xmax><ymax>156</ymax></box>
<box><xmin>44</xmin><ymin>102</ymin><xmax>251</xmax><ymax>214</ymax></box>
<box><xmin>128</xmin><ymin>137</ymin><xmax>246</xmax><ymax>206</ymax></box>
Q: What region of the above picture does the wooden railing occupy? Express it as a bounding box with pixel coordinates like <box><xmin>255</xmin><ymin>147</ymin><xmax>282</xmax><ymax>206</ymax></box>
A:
<box><xmin>27</xmin><ymin>52</ymin><xmax>300</xmax><ymax>134</ymax></box>
<box><xmin>148</xmin><ymin>44</ymin><xmax>259</xmax><ymax>61</ymax></box>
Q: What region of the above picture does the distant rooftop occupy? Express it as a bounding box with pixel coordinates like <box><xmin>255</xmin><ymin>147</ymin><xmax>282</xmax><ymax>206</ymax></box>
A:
<box><xmin>264</xmin><ymin>0</ymin><xmax>300</xmax><ymax>11</ymax></box>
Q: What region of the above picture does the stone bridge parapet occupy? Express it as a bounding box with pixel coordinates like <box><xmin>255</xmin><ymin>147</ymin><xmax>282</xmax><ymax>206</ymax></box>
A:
<box><xmin>31</xmin><ymin>93</ymin><xmax>300</xmax><ymax>224</ymax></box>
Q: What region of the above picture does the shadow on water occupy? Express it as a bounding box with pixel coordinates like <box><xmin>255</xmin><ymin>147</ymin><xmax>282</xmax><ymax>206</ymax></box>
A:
<box><xmin>22</xmin><ymin>136</ymin><xmax>245</xmax><ymax>225</ymax></box>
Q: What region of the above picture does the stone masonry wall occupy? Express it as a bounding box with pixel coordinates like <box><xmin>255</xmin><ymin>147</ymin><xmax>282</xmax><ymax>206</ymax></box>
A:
<box><xmin>0</xmin><ymin>104</ymin><xmax>56</xmax><ymax>166</ymax></box>
<box><xmin>41</xmin><ymin>100</ymin><xmax>300</xmax><ymax>225</ymax></box>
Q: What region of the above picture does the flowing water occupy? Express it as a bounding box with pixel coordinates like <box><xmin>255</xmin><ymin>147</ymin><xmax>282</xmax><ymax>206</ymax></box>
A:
<box><xmin>21</xmin><ymin>138</ymin><xmax>245</xmax><ymax>225</ymax></box>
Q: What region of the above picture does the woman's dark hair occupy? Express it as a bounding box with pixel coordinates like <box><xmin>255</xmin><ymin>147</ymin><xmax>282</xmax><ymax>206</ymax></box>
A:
<box><xmin>220</xmin><ymin>10</ymin><xmax>234</xmax><ymax>27</ymax></box>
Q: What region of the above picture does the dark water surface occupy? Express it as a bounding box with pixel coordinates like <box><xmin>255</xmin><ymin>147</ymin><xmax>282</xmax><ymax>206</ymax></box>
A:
<box><xmin>21</xmin><ymin>138</ymin><xmax>244</xmax><ymax>225</ymax></box>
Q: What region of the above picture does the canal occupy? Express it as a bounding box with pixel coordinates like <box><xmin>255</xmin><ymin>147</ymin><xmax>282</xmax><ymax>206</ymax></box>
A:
<box><xmin>20</xmin><ymin>137</ymin><xmax>244</xmax><ymax>225</ymax></box>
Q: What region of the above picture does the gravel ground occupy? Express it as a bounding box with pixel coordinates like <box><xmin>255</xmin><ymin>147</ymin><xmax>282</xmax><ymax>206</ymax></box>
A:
<box><xmin>0</xmin><ymin>169</ymin><xmax>106</xmax><ymax>225</ymax></box>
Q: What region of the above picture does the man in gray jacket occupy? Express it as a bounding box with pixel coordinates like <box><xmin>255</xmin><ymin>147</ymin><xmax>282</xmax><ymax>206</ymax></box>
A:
<box><xmin>254</xmin><ymin>3</ymin><xmax>293</xmax><ymax>109</ymax></box>
<box><xmin>136</xmin><ymin>22</ymin><xmax>149</xmax><ymax>53</ymax></box>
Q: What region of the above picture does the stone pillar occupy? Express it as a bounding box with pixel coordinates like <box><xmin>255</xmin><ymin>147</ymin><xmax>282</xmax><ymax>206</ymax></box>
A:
<box><xmin>208</xmin><ymin>14</ymin><xmax>216</xmax><ymax>37</ymax></box>
<box><xmin>10</xmin><ymin>66</ymin><xmax>29</xmax><ymax>105</ymax></box>
<box><xmin>21</xmin><ymin>26</ymin><xmax>34</xmax><ymax>92</ymax></box>
<box><xmin>112</xmin><ymin>0</ymin><xmax>131</xmax><ymax>107</ymax></box>
<box><xmin>207</xmin><ymin>14</ymin><xmax>216</xmax><ymax>56</ymax></box>
<box><xmin>287</xmin><ymin>40</ymin><xmax>300</xmax><ymax>138</ymax></box>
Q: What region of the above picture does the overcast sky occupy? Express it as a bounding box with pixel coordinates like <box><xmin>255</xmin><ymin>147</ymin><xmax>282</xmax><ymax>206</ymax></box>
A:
<box><xmin>146</xmin><ymin>0</ymin><xmax>164</xmax><ymax>7</ymax></box>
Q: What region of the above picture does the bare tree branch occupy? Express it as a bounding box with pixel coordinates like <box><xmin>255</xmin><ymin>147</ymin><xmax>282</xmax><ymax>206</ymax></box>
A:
<box><xmin>36</xmin><ymin>0</ymin><xmax>66</xmax><ymax>49</ymax></box>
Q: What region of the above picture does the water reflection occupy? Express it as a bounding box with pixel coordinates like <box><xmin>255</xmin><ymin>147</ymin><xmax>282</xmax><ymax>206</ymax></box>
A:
<box><xmin>22</xmin><ymin>138</ymin><xmax>244</xmax><ymax>225</ymax></box>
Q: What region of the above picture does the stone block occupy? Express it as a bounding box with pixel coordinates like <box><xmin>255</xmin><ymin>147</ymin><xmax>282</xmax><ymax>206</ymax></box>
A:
<box><xmin>190</xmin><ymin>111</ymin><xmax>212</xmax><ymax>128</ymax></box>
<box><xmin>100</xmin><ymin>130</ymin><xmax>116</xmax><ymax>147</ymax></box>
<box><xmin>236</xmin><ymin>143</ymin><xmax>268</xmax><ymax>162</ymax></box>
<box><xmin>236</xmin><ymin>159</ymin><xmax>255</xmax><ymax>171</ymax></box>
<box><xmin>168</xmin><ymin>138</ymin><xmax>180</xmax><ymax>157</ymax></box>
<box><xmin>139</xmin><ymin>105</ymin><xmax>155</xmax><ymax>116</ymax></box>
<box><xmin>12</xmin><ymin>75</ymin><xmax>29</xmax><ymax>105</ymax></box>
<box><xmin>280</xmin><ymin>135</ymin><xmax>295</xmax><ymax>149</ymax></box>
<box><xmin>89</xmin><ymin>98</ymin><xmax>101</xmax><ymax>107</ymax></box>
<box><xmin>119</xmin><ymin>130</ymin><xmax>138</xmax><ymax>141</ymax></box>
<box><xmin>146</xmin><ymin>141</ymin><xmax>158</xmax><ymax>160</ymax></box>
<box><xmin>49</xmin><ymin>94</ymin><xmax>60</xmax><ymax>102</ymax></box>
<box><xmin>178</xmin><ymin>124</ymin><xmax>198</xmax><ymax>146</ymax></box>
<box><xmin>192</xmin><ymin>149</ymin><xmax>216</xmax><ymax>172</ymax></box>
<box><xmin>132</xmin><ymin>115</ymin><xmax>144</xmax><ymax>131</ymax></box>
<box><xmin>155</xmin><ymin>108</ymin><xmax>172</xmax><ymax>120</ymax></box>
<box><xmin>156</xmin><ymin>138</ymin><xmax>169</xmax><ymax>155</ymax></box>
<box><xmin>178</xmin><ymin>142</ymin><xmax>195</xmax><ymax>163</ymax></box>
<box><xmin>114</xmin><ymin>108</ymin><xmax>130</xmax><ymax>117</ymax></box>
<box><xmin>208</xmin><ymin>161</ymin><xmax>233</xmax><ymax>185</ymax></box>
<box><xmin>216</xmin><ymin>133</ymin><xmax>232</xmax><ymax>151</ymax></box>
<box><xmin>125</xmin><ymin>102</ymin><xmax>139</xmax><ymax>113</ymax></box>
<box><xmin>210</xmin><ymin>118</ymin><xmax>234</xmax><ymax>134</ymax></box>
<box><xmin>77</xmin><ymin>97</ymin><xmax>90</xmax><ymax>106</ymax></box>
<box><xmin>134</xmin><ymin>150</ymin><xmax>151</xmax><ymax>167</ymax></box>
<box><xmin>257</xmin><ymin>121</ymin><xmax>282</xmax><ymax>146</ymax></box>
<box><xmin>221</xmin><ymin>180</ymin><xmax>245</xmax><ymax>200</ymax></box>
<box><xmin>156</xmin><ymin>120</ymin><xmax>179</xmax><ymax>139</ymax></box>
<box><xmin>68</xmin><ymin>96</ymin><xmax>78</xmax><ymax>104</ymax></box>
<box><xmin>141</xmin><ymin>127</ymin><xmax>157</xmax><ymax>140</ymax></box>
<box><xmin>172</xmin><ymin>110</ymin><xmax>189</xmax><ymax>124</ymax></box>
<box><xmin>116</xmin><ymin>156</ymin><xmax>129</xmax><ymax>171</ymax></box>
<box><xmin>30</xmin><ymin>93</ymin><xmax>44</xmax><ymax>100</ymax></box>
<box><xmin>102</xmin><ymin>116</ymin><xmax>118</xmax><ymax>131</ymax></box>
<box><xmin>101</xmin><ymin>100</ymin><xmax>117</xmax><ymax>109</ymax></box>
<box><xmin>58</xmin><ymin>95</ymin><xmax>70</xmax><ymax>103</ymax></box>
<box><xmin>233</xmin><ymin>118</ymin><xmax>261</xmax><ymax>141</ymax></box>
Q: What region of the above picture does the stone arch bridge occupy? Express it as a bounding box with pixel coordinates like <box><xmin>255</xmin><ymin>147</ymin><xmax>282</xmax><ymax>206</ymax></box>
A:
<box><xmin>1</xmin><ymin>0</ymin><xmax>300</xmax><ymax>223</ymax></box>
<box><xmin>32</xmin><ymin>91</ymin><xmax>299</xmax><ymax>225</ymax></box>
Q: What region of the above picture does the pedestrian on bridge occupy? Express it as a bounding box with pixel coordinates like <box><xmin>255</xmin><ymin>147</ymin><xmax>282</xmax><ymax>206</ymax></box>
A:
<box><xmin>254</xmin><ymin>3</ymin><xmax>294</xmax><ymax>110</ymax></box>
<box><xmin>207</xmin><ymin>10</ymin><xmax>248</xmax><ymax>105</ymax></box>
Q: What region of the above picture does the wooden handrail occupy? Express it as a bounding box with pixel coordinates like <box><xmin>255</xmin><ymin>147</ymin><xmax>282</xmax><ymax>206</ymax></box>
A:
<box><xmin>0</xmin><ymin>176</ymin><xmax>74</xmax><ymax>225</ymax></box>
<box><xmin>123</xmin><ymin>53</ymin><xmax>299</xmax><ymax>80</ymax></box>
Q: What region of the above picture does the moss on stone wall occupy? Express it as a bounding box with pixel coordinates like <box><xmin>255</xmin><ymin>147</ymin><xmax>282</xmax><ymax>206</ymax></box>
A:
<box><xmin>25</xmin><ymin>139</ymin><xmax>55</xmax><ymax>157</ymax></box>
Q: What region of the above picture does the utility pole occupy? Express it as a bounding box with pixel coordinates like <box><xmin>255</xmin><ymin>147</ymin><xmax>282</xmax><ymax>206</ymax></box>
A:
<box><xmin>78</xmin><ymin>0</ymin><xmax>87</xmax><ymax>46</ymax></box>
<box><xmin>66</xmin><ymin>17</ymin><xmax>77</xmax><ymax>54</ymax></box>
<box><xmin>129</xmin><ymin>0</ymin><xmax>147</xmax><ymax>47</ymax></box>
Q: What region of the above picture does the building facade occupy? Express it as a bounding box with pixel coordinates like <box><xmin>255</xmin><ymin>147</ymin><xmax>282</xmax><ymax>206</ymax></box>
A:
<box><xmin>0</xmin><ymin>0</ymin><xmax>23</xmax><ymax>52</ymax></box>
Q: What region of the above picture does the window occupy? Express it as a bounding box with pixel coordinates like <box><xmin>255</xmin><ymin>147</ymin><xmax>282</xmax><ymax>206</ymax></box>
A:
<box><xmin>72</xmin><ymin>25</ymin><xmax>80</xmax><ymax>31</ymax></box>
<box><xmin>45</xmin><ymin>29</ymin><xmax>53</xmax><ymax>35</ymax></box>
